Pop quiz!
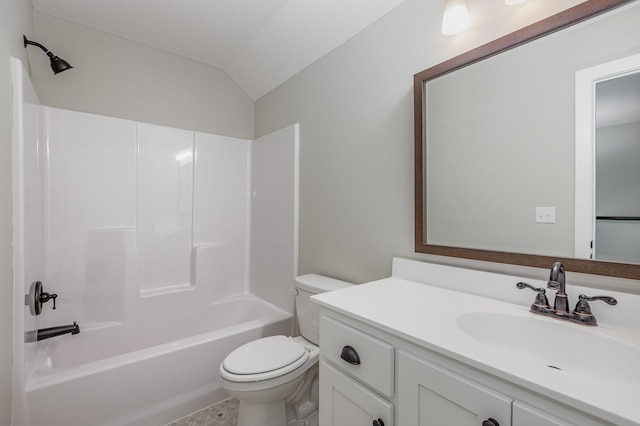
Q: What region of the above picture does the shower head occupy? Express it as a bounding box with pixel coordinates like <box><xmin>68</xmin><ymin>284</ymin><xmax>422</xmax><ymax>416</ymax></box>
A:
<box><xmin>23</xmin><ymin>35</ymin><xmax>73</xmax><ymax>75</ymax></box>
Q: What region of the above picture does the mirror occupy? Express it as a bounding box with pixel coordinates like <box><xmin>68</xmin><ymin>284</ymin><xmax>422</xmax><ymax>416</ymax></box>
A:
<box><xmin>415</xmin><ymin>0</ymin><xmax>640</xmax><ymax>280</ymax></box>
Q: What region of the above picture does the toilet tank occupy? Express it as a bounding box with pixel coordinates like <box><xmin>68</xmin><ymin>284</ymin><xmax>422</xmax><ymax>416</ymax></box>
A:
<box><xmin>295</xmin><ymin>274</ymin><xmax>353</xmax><ymax>345</ymax></box>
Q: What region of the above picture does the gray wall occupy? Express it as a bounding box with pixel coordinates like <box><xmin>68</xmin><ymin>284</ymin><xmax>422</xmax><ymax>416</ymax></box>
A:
<box><xmin>597</xmin><ymin>121</ymin><xmax>640</xmax><ymax>215</ymax></box>
<box><xmin>595</xmin><ymin>121</ymin><xmax>640</xmax><ymax>264</ymax></box>
<box><xmin>255</xmin><ymin>0</ymin><xmax>591</xmax><ymax>284</ymax></box>
<box><xmin>31</xmin><ymin>12</ymin><xmax>254</xmax><ymax>139</ymax></box>
<box><xmin>1</xmin><ymin>0</ymin><xmax>33</xmax><ymax>423</ymax></box>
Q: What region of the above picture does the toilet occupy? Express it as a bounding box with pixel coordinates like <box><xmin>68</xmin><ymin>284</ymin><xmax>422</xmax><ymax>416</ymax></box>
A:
<box><xmin>219</xmin><ymin>274</ymin><xmax>353</xmax><ymax>426</ymax></box>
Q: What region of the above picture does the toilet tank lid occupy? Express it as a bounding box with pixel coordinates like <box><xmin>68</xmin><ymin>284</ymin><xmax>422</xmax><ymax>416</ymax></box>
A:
<box><xmin>295</xmin><ymin>274</ymin><xmax>354</xmax><ymax>293</ymax></box>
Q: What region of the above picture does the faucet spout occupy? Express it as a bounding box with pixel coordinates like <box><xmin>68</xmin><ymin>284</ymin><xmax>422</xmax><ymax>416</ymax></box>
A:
<box><xmin>25</xmin><ymin>322</ymin><xmax>80</xmax><ymax>342</ymax></box>
<box><xmin>548</xmin><ymin>261</ymin><xmax>566</xmax><ymax>293</ymax></box>
<box><xmin>547</xmin><ymin>262</ymin><xmax>569</xmax><ymax>313</ymax></box>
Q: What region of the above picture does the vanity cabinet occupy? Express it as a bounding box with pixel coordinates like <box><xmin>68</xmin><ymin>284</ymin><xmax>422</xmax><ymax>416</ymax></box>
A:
<box><xmin>398</xmin><ymin>350</ymin><xmax>511</xmax><ymax>425</ymax></box>
<box><xmin>318</xmin><ymin>310</ymin><xmax>612</xmax><ymax>426</ymax></box>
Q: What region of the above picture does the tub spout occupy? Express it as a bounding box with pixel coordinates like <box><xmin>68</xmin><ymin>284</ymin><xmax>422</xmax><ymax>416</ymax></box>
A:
<box><xmin>25</xmin><ymin>322</ymin><xmax>80</xmax><ymax>342</ymax></box>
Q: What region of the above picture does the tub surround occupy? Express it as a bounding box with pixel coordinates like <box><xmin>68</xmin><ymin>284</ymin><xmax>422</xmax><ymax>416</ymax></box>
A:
<box><xmin>312</xmin><ymin>258</ymin><xmax>640</xmax><ymax>426</ymax></box>
<box><xmin>14</xmin><ymin>93</ymin><xmax>300</xmax><ymax>425</ymax></box>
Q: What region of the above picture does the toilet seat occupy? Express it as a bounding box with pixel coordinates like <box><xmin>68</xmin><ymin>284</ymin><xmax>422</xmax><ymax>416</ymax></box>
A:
<box><xmin>221</xmin><ymin>336</ymin><xmax>310</xmax><ymax>382</ymax></box>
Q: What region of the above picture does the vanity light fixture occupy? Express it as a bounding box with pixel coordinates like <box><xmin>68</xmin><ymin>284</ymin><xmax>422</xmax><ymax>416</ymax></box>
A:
<box><xmin>23</xmin><ymin>35</ymin><xmax>73</xmax><ymax>75</ymax></box>
<box><xmin>441</xmin><ymin>0</ymin><xmax>470</xmax><ymax>35</ymax></box>
<box><xmin>505</xmin><ymin>0</ymin><xmax>527</xmax><ymax>4</ymax></box>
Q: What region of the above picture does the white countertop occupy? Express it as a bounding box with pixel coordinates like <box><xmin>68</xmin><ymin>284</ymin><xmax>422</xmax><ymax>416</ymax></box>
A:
<box><xmin>312</xmin><ymin>276</ymin><xmax>640</xmax><ymax>426</ymax></box>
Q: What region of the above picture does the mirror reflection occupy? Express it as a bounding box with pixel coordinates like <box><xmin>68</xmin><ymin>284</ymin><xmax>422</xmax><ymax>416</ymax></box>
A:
<box><xmin>594</xmin><ymin>71</ymin><xmax>640</xmax><ymax>263</ymax></box>
<box><xmin>416</xmin><ymin>1</ymin><xmax>640</xmax><ymax>279</ymax></box>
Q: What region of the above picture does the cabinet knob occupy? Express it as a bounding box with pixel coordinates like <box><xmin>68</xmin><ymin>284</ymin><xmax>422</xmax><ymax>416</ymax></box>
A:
<box><xmin>482</xmin><ymin>418</ymin><xmax>499</xmax><ymax>426</ymax></box>
<box><xmin>340</xmin><ymin>345</ymin><xmax>361</xmax><ymax>365</ymax></box>
<box><xmin>373</xmin><ymin>419</ymin><xmax>385</xmax><ymax>426</ymax></box>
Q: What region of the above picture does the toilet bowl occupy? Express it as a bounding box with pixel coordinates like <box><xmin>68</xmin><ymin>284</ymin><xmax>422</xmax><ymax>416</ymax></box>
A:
<box><xmin>220</xmin><ymin>336</ymin><xmax>319</xmax><ymax>426</ymax></box>
<box><xmin>219</xmin><ymin>274</ymin><xmax>353</xmax><ymax>426</ymax></box>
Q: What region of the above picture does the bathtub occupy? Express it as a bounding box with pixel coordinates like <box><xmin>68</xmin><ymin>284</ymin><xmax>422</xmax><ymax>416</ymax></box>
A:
<box><xmin>24</xmin><ymin>295</ymin><xmax>292</xmax><ymax>426</ymax></box>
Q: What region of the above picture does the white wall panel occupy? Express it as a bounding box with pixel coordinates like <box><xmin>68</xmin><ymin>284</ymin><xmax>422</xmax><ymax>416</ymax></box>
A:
<box><xmin>250</xmin><ymin>124</ymin><xmax>298</xmax><ymax>313</ymax></box>
<box><xmin>194</xmin><ymin>133</ymin><xmax>250</xmax><ymax>298</ymax></box>
<box><xmin>45</xmin><ymin>107</ymin><xmax>137</xmax><ymax>306</ymax></box>
<box><xmin>137</xmin><ymin>123</ymin><xmax>194</xmax><ymax>293</ymax></box>
<box><xmin>31</xmin><ymin>106</ymin><xmax>295</xmax><ymax>319</ymax></box>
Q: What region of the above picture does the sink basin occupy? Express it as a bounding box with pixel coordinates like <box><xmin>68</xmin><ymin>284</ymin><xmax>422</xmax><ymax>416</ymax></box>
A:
<box><xmin>457</xmin><ymin>312</ymin><xmax>640</xmax><ymax>384</ymax></box>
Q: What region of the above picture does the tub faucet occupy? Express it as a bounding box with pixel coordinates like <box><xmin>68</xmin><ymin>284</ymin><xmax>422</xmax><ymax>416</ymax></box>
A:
<box><xmin>547</xmin><ymin>261</ymin><xmax>569</xmax><ymax>313</ymax></box>
<box><xmin>25</xmin><ymin>322</ymin><xmax>80</xmax><ymax>342</ymax></box>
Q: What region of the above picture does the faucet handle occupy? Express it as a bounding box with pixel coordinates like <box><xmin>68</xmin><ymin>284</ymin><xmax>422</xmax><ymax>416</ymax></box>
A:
<box><xmin>40</xmin><ymin>291</ymin><xmax>57</xmax><ymax>309</ymax></box>
<box><xmin>574</xmin><ymin>294</ymin><xmax>617</xmax><ymax>315</ymax></box>
<box><xmin>580</xmin><ymin>294</ymin><xmax>617</xmax><ymax>305</ymax></box>
<box><xmin>25</xmin><ymin>281</ymin><xmax>58</xmax><ymax>315</ymax></box>
<box><xmin>516</xmin><ymin>282</ymin><xmax>550</xmax><ymax>311</ymax></box>
<box><xmin>572</xmin><ymin>294</ymin><xmax>617</xmax><ymax>326</ymax></box>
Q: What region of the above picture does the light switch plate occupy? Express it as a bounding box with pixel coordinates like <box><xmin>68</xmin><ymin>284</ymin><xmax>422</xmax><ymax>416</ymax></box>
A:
<box><xmin>535</xmin><ymin>207</ymin><xmax>556</xmax><ymax>223</ymax></box>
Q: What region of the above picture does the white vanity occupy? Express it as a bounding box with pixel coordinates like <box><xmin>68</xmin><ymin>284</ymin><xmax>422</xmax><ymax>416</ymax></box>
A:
<box><xmin>312</xmin><ymin>258</ymin><xmax>640</xmax><ymax>426</ymax></box>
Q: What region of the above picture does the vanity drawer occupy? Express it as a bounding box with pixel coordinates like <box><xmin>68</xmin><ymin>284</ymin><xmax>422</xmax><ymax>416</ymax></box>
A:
<box><xmin>319</xmin><ymin>316</ymin><xmax>394</xmax><ymax>398</ymax></box>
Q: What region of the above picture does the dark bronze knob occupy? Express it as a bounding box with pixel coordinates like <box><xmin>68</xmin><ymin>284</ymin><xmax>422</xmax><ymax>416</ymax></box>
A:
<box><xmin>373</xmin><ymin>419</ymin><xmax>384</xmax><ymax>426</ymax></box>
<box><xmin>340</xmin><ymin>345</ymin><xmax>361</xmax><ymax>365</ymax></box>
<box><xmin>27</xmin><ymin>281</ymin><xmax>58</xmax><ymax>315</ymax></box>
<box><xmin>40</xmin><ymin>291</ymin><xmax>57</xmax><ymax>309</ymax></box>
<box><xmin>482</xmin><ymin>418</ymin><xmax>499</xmax><ymax>426</ymax></box>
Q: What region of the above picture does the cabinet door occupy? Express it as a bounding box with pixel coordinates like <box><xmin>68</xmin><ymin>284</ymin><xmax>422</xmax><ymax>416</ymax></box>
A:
<box><xmin>319</xmin><ymin>361</ymin><xmax>394</xmax><ymax>426</ymax></box>
<box><xmin>398</xmin><ymin>350</ymin><xmax>512</xmax><ymax>426</ymax></box>
<box><xmin>513</xmin><ymin>401</ymin><xmax>578</xmax><ymax>426</ymax></box>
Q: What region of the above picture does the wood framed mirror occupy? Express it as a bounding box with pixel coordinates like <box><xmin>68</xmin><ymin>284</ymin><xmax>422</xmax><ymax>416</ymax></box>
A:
<box><xmin>414</xmin><ymin>0</ymin><xmax>640</xmax><ymax>280</ymax></box>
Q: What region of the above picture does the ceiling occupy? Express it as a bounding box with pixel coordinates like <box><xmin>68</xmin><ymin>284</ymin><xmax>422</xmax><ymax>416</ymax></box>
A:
<box><xmin>31</xmin><ymin>0</ymin><xmax>409</xmax><ymax>100</ymax></box>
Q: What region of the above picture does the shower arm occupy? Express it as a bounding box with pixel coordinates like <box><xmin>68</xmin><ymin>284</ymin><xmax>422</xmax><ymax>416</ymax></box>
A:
<box><xmin>23</xmin><ymin>35</ymin><xmax>55</xmax><ymax>58</ymax></box>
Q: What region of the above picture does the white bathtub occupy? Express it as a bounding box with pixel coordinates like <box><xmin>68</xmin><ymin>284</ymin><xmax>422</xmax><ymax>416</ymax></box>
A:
<box><xmin>24</xmin><ymin>295</ymin><xmax>292</xmax><ymax>426</ymax></box>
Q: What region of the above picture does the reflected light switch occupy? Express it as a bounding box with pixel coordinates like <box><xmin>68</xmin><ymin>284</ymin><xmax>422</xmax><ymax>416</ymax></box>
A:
<box><xmin>535</xmin><ymin>207</ymin><xmax>556</xmax><ymax>223</ymax></box>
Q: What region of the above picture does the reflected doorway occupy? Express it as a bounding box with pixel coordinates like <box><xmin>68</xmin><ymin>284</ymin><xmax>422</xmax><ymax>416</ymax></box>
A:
<box><xmin>575</xmin><ymin>53</ymin><xmax>640</xmax><ymax>263</ymax></box>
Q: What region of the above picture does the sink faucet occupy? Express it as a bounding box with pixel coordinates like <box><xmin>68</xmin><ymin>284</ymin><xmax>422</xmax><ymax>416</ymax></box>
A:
<box><xmin>547</xmin><ymin>261</ymin><xmax>569</xmax><ymax>313</ymax></box>
<box><xmin>516</xmin><ymin>262</ymin><xmax>617</xmax><ymax>326</ymax></box>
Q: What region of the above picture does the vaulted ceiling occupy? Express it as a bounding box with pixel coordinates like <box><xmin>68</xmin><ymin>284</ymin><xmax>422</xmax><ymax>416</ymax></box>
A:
<box><xmin>31</xmin><ymin>0</ymin><xmax>409</xmax><ymax>100</ymax></box>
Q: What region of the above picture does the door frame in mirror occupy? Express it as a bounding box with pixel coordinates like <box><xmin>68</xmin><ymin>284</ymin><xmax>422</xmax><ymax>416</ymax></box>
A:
<box><xmin>414</xmin><ymin>0</ymin><xmax>640</xmax><ymax>280</ymax></box>
<box><xmin>575</xmin><ymin>52</ymin><xmax>640</xmax><ymax>261</ymax></box>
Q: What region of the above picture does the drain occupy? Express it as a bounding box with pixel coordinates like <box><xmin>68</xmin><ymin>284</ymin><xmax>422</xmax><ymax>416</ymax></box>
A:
<box><xmin>547</xmin><ymin>365</ymin><xmax>562</xmax><ymax>370</ymax></box>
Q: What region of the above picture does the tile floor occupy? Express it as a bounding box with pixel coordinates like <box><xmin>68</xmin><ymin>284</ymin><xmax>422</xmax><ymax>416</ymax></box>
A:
<box><xmin>167</xmin><ymin>398</ymin><xmax>239</xmax><ymax>426</ymax></box>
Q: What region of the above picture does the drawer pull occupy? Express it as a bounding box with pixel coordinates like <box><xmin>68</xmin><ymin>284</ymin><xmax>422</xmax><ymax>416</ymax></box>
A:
<box><xmin>340</xmin><ymin>345</ymin><xmax>361</xmax><ymax>365</ymax></box>
<box><xmin>373</xmin><ymin>419</ymin><xmax>385</xmax><ymax>426</ymax></box>
<box><xmin>482</xmin><ymin>418</ymin><xmax>499</xmax><ymax>426</ymax></box>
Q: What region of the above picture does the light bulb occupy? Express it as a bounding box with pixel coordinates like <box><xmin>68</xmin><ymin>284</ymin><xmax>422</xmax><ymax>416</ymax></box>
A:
<box><xmin>442</xmin><ymin>0</ymin><xmax>470</xmax><ymax>35</ymax></box>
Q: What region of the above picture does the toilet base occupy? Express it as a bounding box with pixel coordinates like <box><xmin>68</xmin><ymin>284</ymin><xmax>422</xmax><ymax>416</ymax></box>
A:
<box><xmin>236</xmin><ymin>400</ymin><xmax>318</xmax><ymax>426</ymax></box>
<box><xmin>287</xmin><ymin>411</ymin><xmax>318</xmax><ymax>426</ymax></box>
<box><xmin>237</xmin><ymin>399</ymin><xmax>287</xmax><ymax>426</ymax></box>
